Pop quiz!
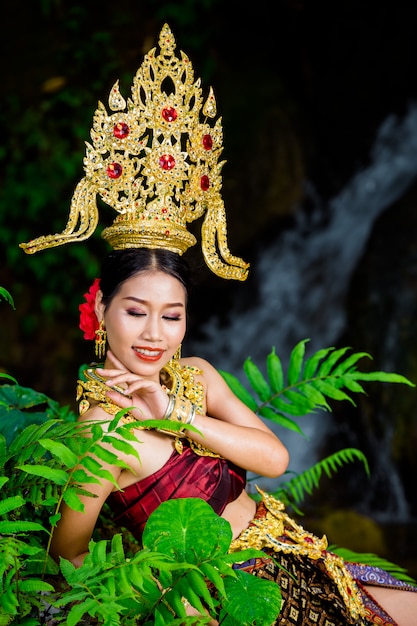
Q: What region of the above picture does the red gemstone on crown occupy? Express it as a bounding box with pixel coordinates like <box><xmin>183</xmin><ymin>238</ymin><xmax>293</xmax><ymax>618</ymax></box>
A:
<box><xmin>113</xmin><ymin>122</ymin><xmax>130</xmax><ymax>139</ymax></box>
<box><xmin>107</xmin><ymin>163</ymin><xmax>123</xmax><ymax>179</ymax></box>
<box><xmin>202</xmin><ymin>134</ymin><xmax>213</xmax><ymax>150</ymax></box>
<box><xmin>162</xmin><ymin>107</ymin><xmax>178</xmax><ymax>122</ymax></box>
<box><xmin>200</xmin><ymin>175</ymin><xmax>210</xmax><ymax>191</ymax></box>
<box><xmin>159</xmin><ymin>154</ymin><xmax>176</xmax><ymax>170</ymax></box>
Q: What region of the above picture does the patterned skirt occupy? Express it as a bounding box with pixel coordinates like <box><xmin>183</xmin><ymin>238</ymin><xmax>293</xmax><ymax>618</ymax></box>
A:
<box><xmin>230</xmin><ymin>494</ymin><xmax>417</xmax><ymax>626</ymax></box>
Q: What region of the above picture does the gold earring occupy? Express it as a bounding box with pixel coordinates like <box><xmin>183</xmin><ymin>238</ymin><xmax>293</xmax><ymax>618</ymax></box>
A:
<box><xmin>172</xmin><ymin>344</ymin><xmax>182</xmax><ymax>362</ymax></box>
<box><xmin>95</xmin><ymin>320</ymin><xmax>107</xmax><ymax>360</ymax></box>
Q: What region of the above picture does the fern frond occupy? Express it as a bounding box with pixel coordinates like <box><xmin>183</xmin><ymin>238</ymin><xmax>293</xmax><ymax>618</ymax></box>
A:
<box><xmin>273</xmin><ymin>448</ymin><xmax>370</xmax><ymax>505</ymax></box>
<box><xmin>226</xmin><ymin>343</ymin><xmax>414</xmax><ymax>431</ymax></box>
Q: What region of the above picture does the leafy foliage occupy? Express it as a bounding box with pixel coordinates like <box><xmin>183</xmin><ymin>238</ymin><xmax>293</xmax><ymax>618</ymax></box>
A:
<box><xmin>0</xmin><ymin>382</ymin><xmax>281</xmax><ymax>625</ymax></box>
<box><xmin>50</xmin><ymin>499</ymin><xmax>280</xmax><ymax>626</ymax></box>
<box><xmin>270</xmin><ymin>448</ymin><xmax>370</xmax><ymax>511</ymax></box>
<box><xmin>220</xmin><ymin>339</ymin><xmax>414</xmax><ymax>506</ymax></box>
<box><xmin>0</xmin><ymin>315</ymin><xmax>415</xmax><ymax>623</ymax></box>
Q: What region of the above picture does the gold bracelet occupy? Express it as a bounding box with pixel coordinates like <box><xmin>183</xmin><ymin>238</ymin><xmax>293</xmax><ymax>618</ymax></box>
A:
<box><xmin>163</xmin><ymin>393</ymin><xmax>176</xmax><ymax>420</ymax></box>
<box><xmin>163</xmin><ymin>393</ymin><xmax>196</xmax><ymax>426</ymax></box>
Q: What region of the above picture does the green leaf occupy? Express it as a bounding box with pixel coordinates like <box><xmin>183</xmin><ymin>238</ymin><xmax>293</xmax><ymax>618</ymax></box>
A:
<box><xmin>0</xmin><ymin>373</ymin><xmax>17</xmax><ymax>384</ymax></box>
<box><xmin>298</xmin><ymin>382</ymin><xmax>330</xmax><ymax>409</ymax></box>
<box><xmin>199</xmin><ymin>562</ymin><xmax>227</xmax><ymax>597</ymax></box>
<box><xmin>303</xmin><ymin>347</ymin><xmax>333</xmax><ymax>379</ymax></box>
<box><xmin>100</xmin><ymin>434</ymin><xmax>142</xmax><ymax>460</ymax></box>
<box><xmin>62</xmin><ymin>487</ymin><xmax>87</xmax><ymax>512</ymax></box>
<box><xmin>267</xmin><ymin>347</ymin><xmax>284</xmax><ymax>392</ymax></box>
<box><xmin>351</xmin><ymin>371</ymin><xmax>415</xmax><ymax>386</ymax></box>
<box><xmin>82</xmin><ymin>456</ymin><xmax>120</xmax><ymax>487</ymax></box>
<box><xmin>219</xmin><ymin>371</ymin><xmax>258</xmax><ymax>411</ymax></box>
<box><xmin>337</xmin><ymin>376</ymin><xmax>366</xmax><ymax>394</ymax></box>
<box><xmin>39</xmin><ymin>438</ymin><xmax>79</xmax><ymax>467</ymax></box>
<box><xmin>0</xmin><ymin>286</ymin><xmax>15</xmax><ymax>308</ymax></box>
<box><xmin>142</xmin><ymin>498</ymin><xmax>232</xmax><ymax>562</ymax></box>
<box><xmin>18</xmin><ymin>578</ymin><xmax>55</xmax><ymax>592</ymax></box>
<box><xmin>222</xmin><ymin>569</ymin><xmax>281</xmax><ymax>625</ymax></box>
<box><xmin>332</xmin><ymin>351</ymin><xmax>371</xmax><ymax>375</ymax></box>
<box><xmin>314</xmin><ymin>380</ymin><xmax>356</xmax><ymax>403</ymax></box>
<box><xmin>287</xmin><ymin>339</ymin><xmax>308</xmax><ymax>385</ymax></box>
<box><xmin>0</xmin><ymin>494</ymin><xmax>25</xmax><ymax>515</ymax></box>
<box><xmin>244</xmin><ymin>358</ymin><xmax>271</xmax><ymax>402</ymax></box>
<box><xmin>270</xmin><ymin>394</ymin><xmax>313</xmax><ymax>416</ymax></box>
<box><xmin>317</xmin><ymin>347</ymin><xmax>352</xmax><ymax>376</ymax></box>
<box><xmin>0</xmin><ymin>520</ymin><xmax>47</xmax><ymax>533</ymax></box>
<box><xmin>49</xmin><ymin>513</ymin><xmax>61</xmax><ymax>526</ymax></box>
<box><xmin>277</xmin><ymin>448</ymin><xmax>370</xmax><ymax>505</ymax></box>
<box><xmin>186</xmin><ymin>568</ymin><xmax>215</xmax><ymax>610</ymax></box>
<box><xmin>71</xmin><ymin>468</ymin><xmax>101</xmax><ymax>484</ymax></box>
<box><xmin>17</xmin><ymin>464</ymin><xmax>69</xmax><ymax>485</ymax></box>
<box><xmin>66</xmin><ymin>599</ymin><xmax>98</xmax><ymax>626</ymax></box>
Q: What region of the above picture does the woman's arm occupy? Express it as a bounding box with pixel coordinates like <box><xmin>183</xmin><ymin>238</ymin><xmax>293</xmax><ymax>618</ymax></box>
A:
<box><xmin>183</xmin><ymin>357</ymin><xmax>289</xmax><ymax>478</ymax></box>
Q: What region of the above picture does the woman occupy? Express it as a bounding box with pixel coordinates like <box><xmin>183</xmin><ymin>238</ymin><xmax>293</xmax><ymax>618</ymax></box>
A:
<box><xmin>50</xmin><ymin>247</ymin><xmax>417</xmax><ymax>626</ymax></box>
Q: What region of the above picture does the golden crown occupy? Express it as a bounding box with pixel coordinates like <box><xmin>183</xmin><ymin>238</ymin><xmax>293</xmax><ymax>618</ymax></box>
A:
<box><xmin>20</xmin><ymin>24</ymin><xmax>249</xmax><ymax>281</ymax></box>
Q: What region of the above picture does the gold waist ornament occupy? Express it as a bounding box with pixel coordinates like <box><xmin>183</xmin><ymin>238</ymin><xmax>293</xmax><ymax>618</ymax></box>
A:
<box><xmin>230</xmin><ymin>488</ymin><xmax>367</xmax><ymax>622</ymax></box>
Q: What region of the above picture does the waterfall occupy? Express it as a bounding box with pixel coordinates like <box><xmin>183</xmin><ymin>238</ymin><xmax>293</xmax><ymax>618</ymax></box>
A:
<box><xmin>187</xmin><ymin>102</ymin><xmax>417</xmax><ymax>518</ymax></box>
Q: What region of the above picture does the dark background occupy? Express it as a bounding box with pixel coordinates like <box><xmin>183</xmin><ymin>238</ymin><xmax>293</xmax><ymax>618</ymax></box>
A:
<box><xmin>1</xmin><ymin>0</ymin><xmax>417</xmax><ymax>577</ymax></box>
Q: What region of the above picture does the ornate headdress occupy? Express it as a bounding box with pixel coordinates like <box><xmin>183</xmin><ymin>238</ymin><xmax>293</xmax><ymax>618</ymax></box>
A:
<box><xmin>20</xmin><ymin>24</ymin><xmax>249</xmax><ymax>281</ymax></box>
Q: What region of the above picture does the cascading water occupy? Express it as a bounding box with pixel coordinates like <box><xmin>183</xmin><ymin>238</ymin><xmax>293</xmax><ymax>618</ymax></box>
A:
<box><xmin>187</xmin><ymin>102</ymin><xmax>417</xmax><ymax>520</ymax></box>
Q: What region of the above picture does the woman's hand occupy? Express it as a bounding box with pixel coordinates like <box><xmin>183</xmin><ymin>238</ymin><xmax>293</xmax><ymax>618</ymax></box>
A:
<box><xmin>98</xmin><ymin>350</ymin><xmax>170</xmax><ymax>422</ymax></box>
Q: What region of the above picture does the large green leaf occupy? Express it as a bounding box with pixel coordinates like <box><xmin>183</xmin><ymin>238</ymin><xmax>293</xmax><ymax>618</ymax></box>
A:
<box><xmin>222</xmin><ymin>569</ymin><xmax>281</xmax><ymax>625</ymax></box>
<box><xmin>142</xmin><ymin>498</ymin><xmax>232</xmax><ymax>562</ymax></box>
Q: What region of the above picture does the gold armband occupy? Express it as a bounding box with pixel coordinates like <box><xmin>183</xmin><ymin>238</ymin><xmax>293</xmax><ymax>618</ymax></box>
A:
<box><xmin>163</xmin><ymin>393</ymin><xmax>196</xmax><ymax>427</ymax></box>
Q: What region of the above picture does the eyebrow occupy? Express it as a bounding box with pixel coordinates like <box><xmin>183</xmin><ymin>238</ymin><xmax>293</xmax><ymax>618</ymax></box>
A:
<box><xmin>123</xmin><ymin>297</ymin><xmax>185</xmax><ymax>308</ymax></box>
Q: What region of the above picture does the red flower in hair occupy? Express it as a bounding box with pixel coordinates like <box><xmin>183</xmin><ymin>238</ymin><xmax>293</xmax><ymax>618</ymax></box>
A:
<box><xmin>79</xmin><ymin>278</ymin><xmax>101</xmax><ymax>340</ymax></box>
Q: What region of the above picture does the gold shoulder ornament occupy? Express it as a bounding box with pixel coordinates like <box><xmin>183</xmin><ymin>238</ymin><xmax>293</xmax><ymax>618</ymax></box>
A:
<box><xmin>20</xmin><ymin>24</ymin><xmax>249</xmax><ymax>281</ymax></box>
<box><xmin>77</xmin><ymin>360</ymin><xmax>220</xmax><ymax>458</ymax></box>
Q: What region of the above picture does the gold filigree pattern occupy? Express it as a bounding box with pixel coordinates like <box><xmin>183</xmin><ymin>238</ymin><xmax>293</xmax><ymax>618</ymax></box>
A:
<box><xmin>230</xmin><ymin>488</ymin><xmax>367</xmax><ymax>622</ymax></box>
<box><xmin>20</xmin><ymin>24</ymin><xmax>249</xmax><ymax>281</ymax></box>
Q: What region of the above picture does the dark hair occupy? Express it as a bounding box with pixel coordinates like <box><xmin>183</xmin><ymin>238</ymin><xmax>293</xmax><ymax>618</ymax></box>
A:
<box><xmin>99</xmin><ymin>248</ymin><xmax>192</xmax><ymax>309</ymax></box>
